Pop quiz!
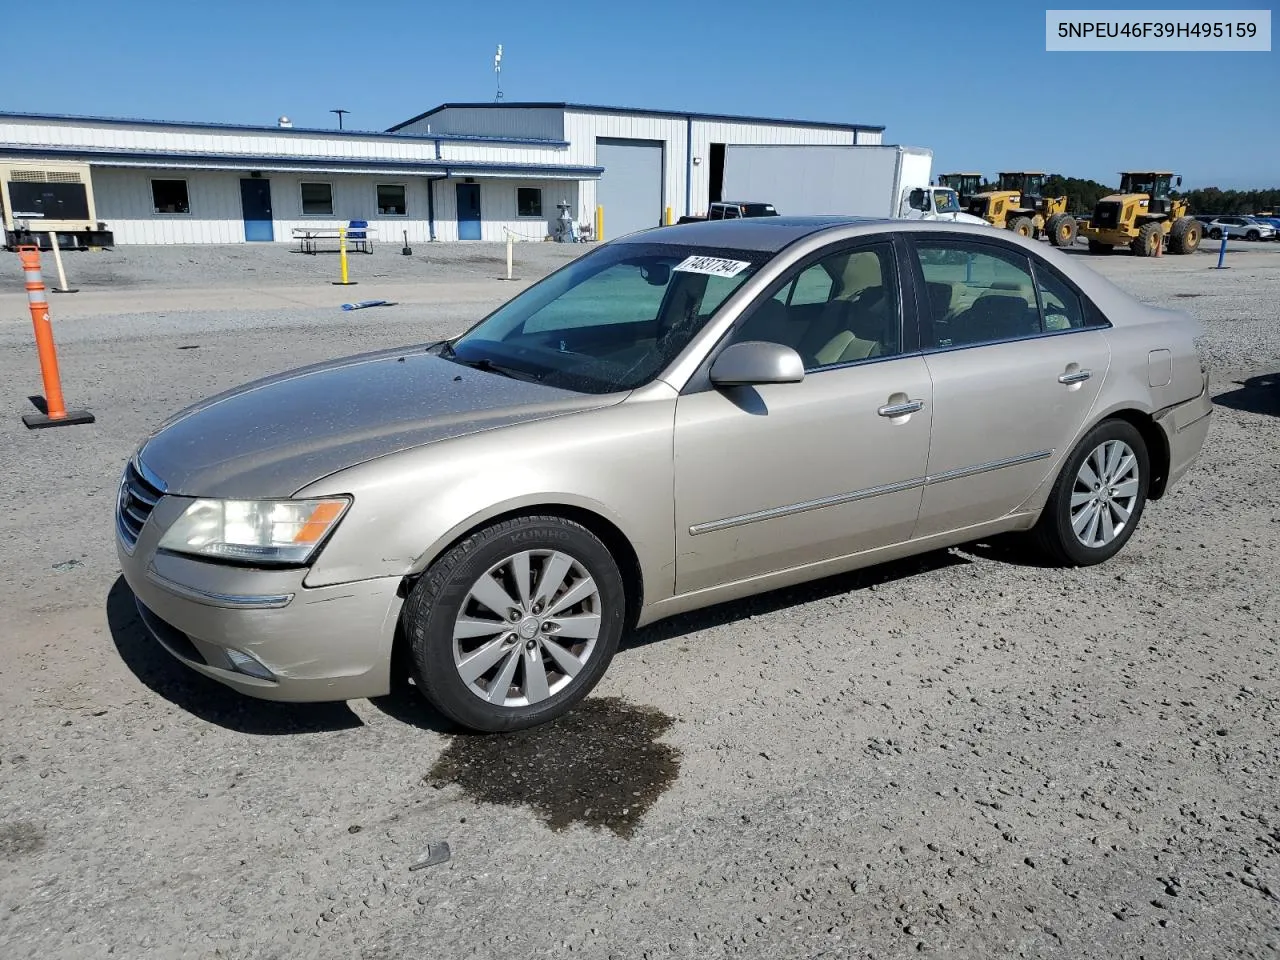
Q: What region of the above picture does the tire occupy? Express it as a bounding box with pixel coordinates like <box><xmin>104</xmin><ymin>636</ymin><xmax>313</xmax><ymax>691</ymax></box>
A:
<box><xmin>1130</xmin><ymin>221</ymin><xmax>1162</xmax><ymax>257</ymax></box>
<box><xmin>1208</xmin><ymin>228</ymin><xmax>1222</xmax><ymax>240</ymax></box>
<box><xmin>1030</xmin><ymin>419</ymin><xmax>1150</xmax><ymax>567</ymax></box>
<box><xmin>1169</xmin><ymin>217</ymin><xmax>1202</xmax><ymax>254</ymax></box>
<box><xmin>1008</xmin><ymin>216</ymin><xmax>1035</xmax><ymax>238</ymax></box>
<box><xmin>404</xmin><ymin>515</ymin><xmax>627</xmax><ymax>732</ymax></box>
<box><xmin>1087</xmin><ymin>239</ymin><xmax>1112</xmax><ymax>255</ymax></box>
<box><xmin>1246</xmin><ymin>230</ymin><xmax>1260</xmax><ymax>242</ymax></box>
<box><xmin>1048</xmin><ymin>215</ymin><xmax>1078</xmax><ymax>248</ymax></box>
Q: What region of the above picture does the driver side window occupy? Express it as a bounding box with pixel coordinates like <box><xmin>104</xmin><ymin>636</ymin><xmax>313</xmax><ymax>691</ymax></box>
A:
<box><xmin>730</xmin><ymin>243</ymin><xmax>901</xmax><ymax>371</ymax></box>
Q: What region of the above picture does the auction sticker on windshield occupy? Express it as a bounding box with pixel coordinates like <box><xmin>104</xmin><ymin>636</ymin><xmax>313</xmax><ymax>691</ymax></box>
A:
<box><xmin>673</xmin><ymin>256</ymin><xmax>752</xmax><ymax>278</ymax></box>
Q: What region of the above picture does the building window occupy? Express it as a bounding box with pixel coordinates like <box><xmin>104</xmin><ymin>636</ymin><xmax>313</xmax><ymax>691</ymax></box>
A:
<box><xmin>517</xmin><ymin>187</ymin><xmax>543</xmax><ymax>218</ymax></box>
<box><xmin>376</xmin><ymin>184</ymin><xmax>407</xmax><ymax>216</ymax></box>
<box><xmin>300</xmin><ymin>182</ymin><xmax>333</xmax><ymax>216</ymax></box>
<box><xmin>151</xmin><ymin>179</ymin><xmax>190</xmax><ymax>215</ymax></box>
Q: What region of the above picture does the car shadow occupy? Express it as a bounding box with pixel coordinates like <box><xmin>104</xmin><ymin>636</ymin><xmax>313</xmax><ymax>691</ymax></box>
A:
<box><xmin>106</xmin><ymin>577</ymin><xmax>364</xmax><ymax>735</ymax></box>
<box><xmin>1213</xmin><ymin>372</ymin><xmax>1280</xmax><ymax>417</ymax></box>
<box><xmin>366</xmin><ymin>624</ymin><xmax>463</xmax><ymax>734</ymax></box>
<box><xmin>622</xmin><ymin>547</ymin><xmax>975</xmax><ymax>649</ymax></box>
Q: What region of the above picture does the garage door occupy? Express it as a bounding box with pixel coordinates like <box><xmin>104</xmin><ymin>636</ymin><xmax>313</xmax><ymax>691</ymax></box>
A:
<box><xmin>596</xmin><ymin>138</ymin><xmax>663</xmax><ymax>239</ymax></box>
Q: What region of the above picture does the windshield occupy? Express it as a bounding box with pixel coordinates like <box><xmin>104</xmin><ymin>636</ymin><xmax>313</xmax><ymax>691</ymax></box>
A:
<box><xmin>444</xmin><ymin>242</ymin><xmax>767</xmax><ymax>394</ymax></box>
<box><xmin>933</xmin><ymin>189</ymin><xmax>961</xmax><ymax>214</ymax></box>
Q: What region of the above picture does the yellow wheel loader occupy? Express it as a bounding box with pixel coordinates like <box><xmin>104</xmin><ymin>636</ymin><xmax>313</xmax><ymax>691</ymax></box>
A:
<box><xmin>937</xmin><ymin>173</ymin><xmax>983</xmax><ymax>207</ymax></box>
<box><xmin>1077</xmin><ymin>172</ymin><xmax>1202</xmax><ymax>257</ymax></box>
<box><xmin>966</xmin><ymin>172</ymin><xmax>1072</xmax><ymax>243</ymax></box>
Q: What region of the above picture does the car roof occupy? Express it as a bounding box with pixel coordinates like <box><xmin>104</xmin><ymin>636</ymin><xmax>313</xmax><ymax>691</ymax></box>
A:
<box><xmin>618</xmin><ymin>217</ymin><xmax>1015</xmax><ymax>253</ymax></box>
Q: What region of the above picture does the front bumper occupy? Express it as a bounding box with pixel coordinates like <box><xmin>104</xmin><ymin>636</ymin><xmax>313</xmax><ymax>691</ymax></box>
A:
<box><xmin>117</xmin><ymin>498</ymin><xmax>404</xmax><ymax>703</ymax></box>
<box><xmin>1154</xmin><ymin>369</ymin><xmax>1213</xmax><ymax>493</ymax></box>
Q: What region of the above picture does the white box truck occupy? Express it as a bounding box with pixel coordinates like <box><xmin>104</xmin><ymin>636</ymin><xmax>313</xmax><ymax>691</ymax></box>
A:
<box><xmin>720</xmin><ymin>145</ymin><xmax>988</xmax><ymax>225</ymax></box>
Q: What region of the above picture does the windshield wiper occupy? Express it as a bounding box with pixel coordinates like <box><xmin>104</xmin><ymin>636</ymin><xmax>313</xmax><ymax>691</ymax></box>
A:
<box><xmin>444</xmin><ymin>351</ymin><xmax>540</xmax><ymax>383</ymax></box>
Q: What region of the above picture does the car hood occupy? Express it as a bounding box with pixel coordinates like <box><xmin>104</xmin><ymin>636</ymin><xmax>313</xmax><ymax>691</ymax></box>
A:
<box><xmin>136</xmin><ymin>345</ymin><xmax>618</xmax><ymax>499</ymax></box>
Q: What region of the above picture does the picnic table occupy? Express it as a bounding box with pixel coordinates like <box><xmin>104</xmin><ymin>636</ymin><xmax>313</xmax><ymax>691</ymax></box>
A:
<box><xmin>292</xmin><ymin>222</ymin><xmax>375</xmax><ymax>254</ymax></box>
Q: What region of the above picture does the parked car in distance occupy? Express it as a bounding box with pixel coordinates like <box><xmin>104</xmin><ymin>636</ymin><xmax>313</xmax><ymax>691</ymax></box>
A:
<box><xmin>117</xmin><ymin>218</ymin><xmax>1213</xmax><ymax>732</ymax></box>
<box><xmin>678</xmin><ymin>201</ymin><xmax>779</xmax><ymax>224</ymax></box>
<box><xmin>1248</xmin><ymin>214</ymin><xmax>1280</xmax><ymax>236</ymax></box>
<box><xmin>1203</xmin><ymin>216</ymin><xmax>1277</xmax><ymax>241</ymax></box>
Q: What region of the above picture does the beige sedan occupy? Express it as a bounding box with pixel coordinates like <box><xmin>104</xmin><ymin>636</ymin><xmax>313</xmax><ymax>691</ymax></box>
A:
<box><xmin>116</xmin><ymin>218</ymin><xmax>1212</xmax><ymax>731</ymax></box>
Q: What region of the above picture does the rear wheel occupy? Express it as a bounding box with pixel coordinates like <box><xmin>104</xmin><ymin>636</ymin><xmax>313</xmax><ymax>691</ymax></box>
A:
<box><xmin>1131</xmin><ymin>221</ymin><xmax>1163</xmax><ymax>257</ymax></box>
<box><xmin>1008</xmin><ymin>216</ymin><xmax>1035</xmax><ymax>238</ymax></box>
<box><xmin>1031</xmin><ymin>419</ymin><xmax>1150</xmax><ymax>567</ymax></box>
<box><xmin>1048</xmin><ymin>214</ymin><xmax>1078</xmax><ymax>248</ymax></box>
<box><xmin>405</xmin><ymin>515</ymin><xmax>627</xmax><ymax>732</ymax></box>
<box><xmin>1169</xmin><ymin>217</ymin><xmax>1202</xmax><ymax>254</ymax></box>
<box><xmin>1208</xmin><ymin>227</ymin><xmax>1223</xmax><ymax>240</ymax></box>
<box><xmin>1087</xmin><ymin>239</ymin><xmax>1112</xmax><ymax>255</ymax></box>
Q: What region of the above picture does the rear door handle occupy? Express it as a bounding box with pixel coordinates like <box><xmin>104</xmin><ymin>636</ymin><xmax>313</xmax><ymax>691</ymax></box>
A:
<box><xmin>1058</xmin><ymin>369</ymin><xmax>1092</xmax><ymax>384</ymax></box>
<box><xmin>878</xmin><ymin>399</ymin><xmax>925</xmax><ymax>417</ymax></box>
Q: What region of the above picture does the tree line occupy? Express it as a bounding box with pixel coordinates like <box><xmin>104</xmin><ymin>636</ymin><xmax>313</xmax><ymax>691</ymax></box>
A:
<box><xmin>976</xmin><ymin>176</ymin><xmax>1278</xmax><ymax>216</ymax></box>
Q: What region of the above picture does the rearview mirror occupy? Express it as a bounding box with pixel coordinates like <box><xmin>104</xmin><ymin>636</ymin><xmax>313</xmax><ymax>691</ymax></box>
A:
<box><xmin>639</xmin><ymin>262</ymin><xmax>671</xmax><ymax>286</ymax></box>
<box><xmin>709</xmin><ymin>341</ymin><xmax>805</xmax><ymax>387</ymax></box>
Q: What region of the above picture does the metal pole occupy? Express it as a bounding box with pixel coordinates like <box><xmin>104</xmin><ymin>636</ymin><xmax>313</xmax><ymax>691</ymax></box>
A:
<box><xmin>332</xmin><ymin>226</ymin><xmax>357</xmax><ymax>285</ymax></box>
<box><xmin>506</xmin><ymin>232</ymin><xmax>513</xmax><ymax>280</ymax></box>
<box><xmin>1215</xmin><ymin>230</ymin><xmax>1228</xmax><ymax>269</ymax></box>
<box><xmin>47</xmin><ymin>232</ymin><xmax>78</xmax><ymax>293</ymax></box>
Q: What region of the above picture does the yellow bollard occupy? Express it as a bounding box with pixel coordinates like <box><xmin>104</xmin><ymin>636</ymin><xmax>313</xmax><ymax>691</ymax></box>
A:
<box><xmin>665</xmin><ymin>206</ymin><xmax>672</xmax><ymax>226</ymax></box>
<box><xmin>595</xmin><ymin>205</ymin><xmax>604</xmax><ymax>243</ymax></box>
<box><xmin>332</xmin><ymin>226</ymin><xmax>357</xmax><ymax>286</ymax></box>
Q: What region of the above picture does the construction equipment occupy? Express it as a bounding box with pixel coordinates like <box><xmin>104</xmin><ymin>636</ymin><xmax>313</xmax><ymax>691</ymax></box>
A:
<box><xmin>1</xmin><ymin>161</ymin><xmax>114</xmax><ymax>250</ymax></box>
<box><xmin>1077</xmin><ymin>172</ymin><xmax>1202</xmax><ymax>257</ymax></box>
<box><xmin>936</xmin><ymin>173</ymin><xmax>983</xmax><ymax>207</ymax></box>
<box><xmin>966</xmin><ymin>172</ymin><xmax>1070</xmax><ymax>242</ymax></box>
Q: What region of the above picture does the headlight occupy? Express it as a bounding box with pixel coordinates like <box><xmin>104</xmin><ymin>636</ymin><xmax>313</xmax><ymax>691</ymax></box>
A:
<box><xmin>158</xmin><ymin>497</ymin><xmax>351</xmax><ymax>565</ymax></box>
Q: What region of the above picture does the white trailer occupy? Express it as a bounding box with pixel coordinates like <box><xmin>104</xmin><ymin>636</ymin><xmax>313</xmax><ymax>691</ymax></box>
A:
<box><xmin>721</xmin><ymin>144</ymin><xmax>987</xmax><ymax>224</ymax></box>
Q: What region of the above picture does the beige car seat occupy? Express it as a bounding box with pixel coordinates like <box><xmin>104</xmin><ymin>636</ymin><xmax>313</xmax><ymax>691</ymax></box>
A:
<box><xmin>808</xmin><ymin>251</ymin><xmax>887</xmax><ymax>365</ymax></box>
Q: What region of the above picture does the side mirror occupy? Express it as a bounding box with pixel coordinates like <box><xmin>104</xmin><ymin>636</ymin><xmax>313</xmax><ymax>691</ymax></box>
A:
<box><xmin>1176</xmin><ymin>175</ymin><xmax>1183</xmax><ymax>187</ymax></box>
<box><xmin>709</xmin><ymin>341</ymin><xmax>805</xmax><ymax>387</ymax></box>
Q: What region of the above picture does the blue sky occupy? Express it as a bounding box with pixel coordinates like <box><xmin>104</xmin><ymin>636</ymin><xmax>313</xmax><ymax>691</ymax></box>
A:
<box><xmin>9</xmin><ymin>0</ymin><xmax>1277</xmax><ymax>188</ymax></box>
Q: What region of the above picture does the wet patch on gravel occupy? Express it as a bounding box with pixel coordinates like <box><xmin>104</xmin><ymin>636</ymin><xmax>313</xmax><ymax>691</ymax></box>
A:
<box><xmin>425</xmin><ymin>697</ymin><xmax>679</xmax><ymax>837</ymax></box>
<box><xmin>0</xmin><ymin>821</ymin><xmax>46</xmax><ymax>859</ymax></box>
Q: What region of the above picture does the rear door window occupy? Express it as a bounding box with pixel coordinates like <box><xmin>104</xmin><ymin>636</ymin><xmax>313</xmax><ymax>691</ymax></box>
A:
<box><xmin>912</xmin><ymin>241</ymin><xmax>1042</xmax><ymax>348</ymax></box>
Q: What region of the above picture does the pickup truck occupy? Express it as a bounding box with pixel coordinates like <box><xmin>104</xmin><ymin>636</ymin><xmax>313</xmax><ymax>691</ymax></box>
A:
<box><xmin>677</xmin><ymin>201</ymin><xmax>778</xmax><ymax>224</ymax></box>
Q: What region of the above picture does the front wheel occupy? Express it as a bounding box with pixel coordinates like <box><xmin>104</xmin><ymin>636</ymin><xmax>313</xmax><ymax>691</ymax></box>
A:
<box><xmin>1246</xmin><ymin>230</ymin><xmax>1260</xmax><ymax>241</ymax></box>
<box><xmin>1030</xmin><ymin>419</ymin><xmax>1150</xmax><ymax>567</ymax></box>
<box><xmin>1208</xmin><ymin>228</ymin><xmax>1222</xmax><ymax>240</ymax></box>
<box><xmin>405</xmin><ymin>515</ymin><xmax>627</xmax><ymax>731</ymax></box>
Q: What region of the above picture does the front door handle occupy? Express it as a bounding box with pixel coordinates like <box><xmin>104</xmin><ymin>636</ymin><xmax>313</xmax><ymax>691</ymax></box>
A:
<box><xmin>878</xmin><ymin>399</ymin><xmax>925</xmax><ymax>418</ymax></box>
<box><xmin>1058</xmin><ymin>369</ymin><xmax>1092</xmax><ymax>385</ymax></box>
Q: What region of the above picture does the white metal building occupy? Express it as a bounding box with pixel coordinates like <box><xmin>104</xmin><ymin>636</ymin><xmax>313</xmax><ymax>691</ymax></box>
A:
<box><xmin>0</xmin><ymin>103</ymin><xmax>884</xmax><ymax>246</ymax></box>
<box><xmin>391</xmin><ymin>103</ymin><xmax>885</xmax><ymax>237</ymax></box>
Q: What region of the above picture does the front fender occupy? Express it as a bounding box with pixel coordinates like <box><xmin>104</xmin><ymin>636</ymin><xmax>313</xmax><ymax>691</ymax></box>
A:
<box><xmin>295</xmin><ymin>385</ymin><xmax>679</xmax><ymax>608</ymax></box>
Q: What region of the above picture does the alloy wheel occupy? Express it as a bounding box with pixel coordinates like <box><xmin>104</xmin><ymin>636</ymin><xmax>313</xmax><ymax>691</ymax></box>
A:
<box><xmin>452</xmin><ymin>550</ymin><xmax>602</xmax><ymax>707</ymax></box>
<box><xmin>1070</xmin><ymin>439</ymin><xmax>1141</xmax><ymax>548</ymax></box>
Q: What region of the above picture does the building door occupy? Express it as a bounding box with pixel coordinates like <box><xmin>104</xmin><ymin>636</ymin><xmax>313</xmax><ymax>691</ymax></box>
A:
<box><xmin>456</xmin><ymin>183</ymin><xmax>482</xmax><ymax>240</ymax></box>
<box><xmin>239</xmin><ymin>178</ymin><xmax>274</xmax><ymax>242</ymax></box>
<box><xmin>596</xmin><ymin>138</ymin><xmax>663</xmax><ymax>239</ymax></box>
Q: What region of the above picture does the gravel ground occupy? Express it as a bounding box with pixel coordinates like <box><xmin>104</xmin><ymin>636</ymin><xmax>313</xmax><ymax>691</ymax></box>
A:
<box><xmin>1</xmin><ymin>242</ymin><xmax>1277</xmax><ymax>960</ymax></box>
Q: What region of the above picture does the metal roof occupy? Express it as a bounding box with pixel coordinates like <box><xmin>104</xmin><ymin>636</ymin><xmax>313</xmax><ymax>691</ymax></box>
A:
<box><xmin>389</xmin><ymin>102</ymin><xmax>885</xmax><ymax>134</ymax></box>
<box><xmin>0</xmin><ymin>110</ymin><xmax>569</xmax><ymax>147</ymax></box>
<box><xmin>0</xmin><ymin>145</ymin><xmax>602</xmax><ymax>180</ymax></box>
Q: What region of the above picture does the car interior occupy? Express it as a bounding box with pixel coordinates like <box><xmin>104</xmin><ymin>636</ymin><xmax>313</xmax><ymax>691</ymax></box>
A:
<box><xmin>731</xmin><ymin>249</ymin><xmax>899</xmax><ymax>368</ymax></box>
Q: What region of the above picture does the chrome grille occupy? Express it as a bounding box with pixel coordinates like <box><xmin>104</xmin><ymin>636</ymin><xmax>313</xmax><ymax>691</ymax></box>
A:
<box><xmin>117</xmin><ymin>461</ymin><xmax>163</xmax><ymax>551</ymax></box>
